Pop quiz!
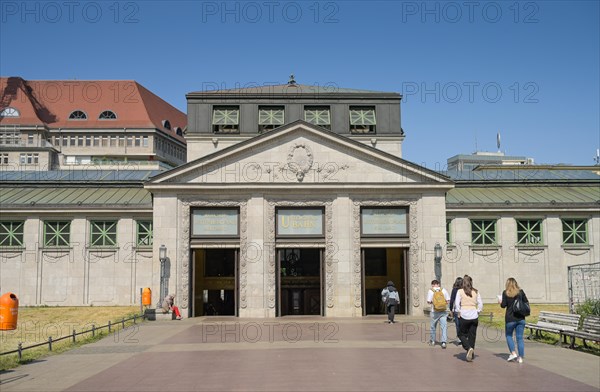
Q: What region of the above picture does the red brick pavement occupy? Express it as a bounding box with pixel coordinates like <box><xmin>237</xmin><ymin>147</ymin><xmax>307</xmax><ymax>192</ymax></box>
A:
<box><xmin>60</xmin><ymin>319</ymin><xmax>598</xmax><ymax>392</ymax></box>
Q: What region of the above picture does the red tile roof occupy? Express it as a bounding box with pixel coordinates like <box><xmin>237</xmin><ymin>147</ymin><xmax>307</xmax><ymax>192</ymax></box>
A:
<box><xmin>0</xmin><ymin>77</ymin><xmax>186</xmax><ymax>143</ymax></box>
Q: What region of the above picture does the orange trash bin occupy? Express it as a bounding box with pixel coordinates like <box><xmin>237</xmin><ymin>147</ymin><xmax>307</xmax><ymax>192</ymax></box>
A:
<box><xmin>142</xmin><ymin>288</ymin><xmax>152</xmax><ymax>306</ymax></box>
<box><xmin>0</xmin><ymin>292</ymin><xmax>19</xmax><ymax>331</ymax></box>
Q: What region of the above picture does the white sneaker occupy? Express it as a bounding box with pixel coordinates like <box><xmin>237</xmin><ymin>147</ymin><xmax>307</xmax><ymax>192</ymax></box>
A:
<box><xmin>507</xmin><ymin>353</ymin><xmax>518</xmax><ymax>362</ymax></box>
<box><xmin>517</xmin><ymin>357</ymin><xmax>523</xmax><ymax>364</ymax></box>
<box><xmin>466</xmin><ymin>348</ymin><xmax>474</xmax><ymax>362</ymax></box>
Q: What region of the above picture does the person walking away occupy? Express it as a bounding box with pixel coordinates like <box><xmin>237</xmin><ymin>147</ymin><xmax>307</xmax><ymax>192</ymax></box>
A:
<box><xmin>381</xmin><ymin>281</ymin><xmax>400</xmax><ymax>323</ymax></box>
<box><xmin>162</xmin><ymin>293</ymin><xmax>182</xmax><ymax>320</ymax></box>
<box><xmin>427</xmin><ymin>279</ymin><xmax>450</xmax><ymax>348</ymax></box>
<box><xmin>455</xmin><ymin>275</ymin><xmax>482</xmax><ymax>362</ymax></box>
<box><xmin>500</xmin><ymin>277</ymin><xmax>529</xmax><ymax>364</ymax></box>
<box><xmin>449</xmin><ymin>276</ymin><xmax>463</xmax><ymax>344</ymax></box>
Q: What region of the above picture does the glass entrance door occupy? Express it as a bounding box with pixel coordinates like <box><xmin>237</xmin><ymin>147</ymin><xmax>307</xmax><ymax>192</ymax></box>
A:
<box><xmin>362</xmin><ymin>248</ymin><xmax>407</xmax><ymax>315</ymax></box>
<box><xmin>192</xmin><ymin>249</ymin><xmax>238</xmax><ymax>316</ymax></box>
<box><xmin>277</xmin><ymin>248</ymin><xmax>323</xmax><ymax>316</ymax></box>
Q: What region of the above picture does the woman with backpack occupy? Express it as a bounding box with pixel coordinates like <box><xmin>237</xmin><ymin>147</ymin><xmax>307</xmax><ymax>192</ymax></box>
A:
<box><xmin>449</xmin><ymin>276</ymin><xmax>463</xmax><ymax>343</ymax></box>
<box><xmin>499</xmin><ymin>277</ymin><xmax>529</xmax><ymax>364</ymax></box>
<box><xmin>455</xmin><ymin>275</ymin><xmax>483</xmax><ymax>362</ymax></box>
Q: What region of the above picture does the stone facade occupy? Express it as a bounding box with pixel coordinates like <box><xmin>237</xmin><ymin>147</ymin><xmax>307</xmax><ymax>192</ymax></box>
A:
<box><xmin>148</xmin><ymin>122</ymin><xmax>452</xmax><ymax>317</ymax></box>
<box><xmin>445</xmin><ymin>214</ymin><xmax>600</xmax><ymax>303</ymax></box>
<box><xmin>0</xmin><ymin>211</ymin><xmax>154</xmax><ymax>306</ymax></box>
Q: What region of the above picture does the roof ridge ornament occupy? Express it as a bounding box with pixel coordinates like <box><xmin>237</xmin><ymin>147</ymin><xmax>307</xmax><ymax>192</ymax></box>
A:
<box><xmin>288</xmin><ymin>74</ymin><xmax>296</xmax><ymax>85</ymax></box>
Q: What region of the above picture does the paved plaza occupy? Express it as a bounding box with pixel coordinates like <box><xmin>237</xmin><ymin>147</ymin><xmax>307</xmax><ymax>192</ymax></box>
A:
<box><xmin>1</xmin><ymin>316</ymin><xmax>599</xmax><ymax>391</ymax></box>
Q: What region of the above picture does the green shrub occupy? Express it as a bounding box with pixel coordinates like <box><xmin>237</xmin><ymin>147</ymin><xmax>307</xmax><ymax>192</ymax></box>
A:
<box><xmin>575</xmin><ymin>299</ymin><xmax>600</xmax><ymax>318</ymax></box>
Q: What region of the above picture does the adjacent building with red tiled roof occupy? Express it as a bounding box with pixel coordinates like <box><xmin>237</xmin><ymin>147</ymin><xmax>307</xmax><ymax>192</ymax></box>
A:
<box><xmin>0</xmin><ymin>77</ymin><xmax>186</xmax><ymax>170</ymax></box>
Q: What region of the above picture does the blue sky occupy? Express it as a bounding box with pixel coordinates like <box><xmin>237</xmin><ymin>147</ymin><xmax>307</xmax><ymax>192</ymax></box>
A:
<box><xmin>1</xmin><ymin>0</ymin><xmax>599</xmax><ymax>168</ymax></box>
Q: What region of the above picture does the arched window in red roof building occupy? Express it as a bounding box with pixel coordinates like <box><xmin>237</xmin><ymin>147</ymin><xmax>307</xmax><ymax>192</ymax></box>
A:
<box><xmin>0</xmin><ymin>107</ymin><xmax>20</xmax><ymax>117</ymax></box>
<box><xmin>68</xmin><ymin>110</ymin><xmax>87</xmax><ymax>120</ymax></box>
<box><xmin>99</xmin><ymin>110</ymin><xmax>117</xmax><ymax>120</ymax></box>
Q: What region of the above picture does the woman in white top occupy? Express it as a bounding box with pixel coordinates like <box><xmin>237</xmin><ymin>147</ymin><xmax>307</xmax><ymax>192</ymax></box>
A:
<box><xmin>455</xmin><ymin>275</ymin><xmax>483</xmax><ymax>362</ymax></box>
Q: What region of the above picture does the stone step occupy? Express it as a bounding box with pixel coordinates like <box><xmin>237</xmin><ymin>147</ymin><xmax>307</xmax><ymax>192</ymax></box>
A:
<box><xmin>144</xmin><ymin>308</ymin><xmax>177</xmax><ymax>321</ymax></box>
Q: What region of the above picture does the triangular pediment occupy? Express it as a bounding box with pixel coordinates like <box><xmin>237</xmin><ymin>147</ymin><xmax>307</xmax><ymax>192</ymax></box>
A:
<box><xmin>148</xmin><ymin>121</ymin><xmax>451</xmax><ymax>186</ymax></box>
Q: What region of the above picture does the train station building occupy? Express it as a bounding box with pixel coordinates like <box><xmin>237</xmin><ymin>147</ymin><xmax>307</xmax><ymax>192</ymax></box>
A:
<box><xmin>1</xmin><ymin>78</ymin><xmax>598</xmax><ymax>317</ymax></box>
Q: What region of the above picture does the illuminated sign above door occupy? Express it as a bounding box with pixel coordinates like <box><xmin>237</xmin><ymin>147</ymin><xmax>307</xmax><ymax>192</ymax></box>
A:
<box><xmin>276</xmin><ymin>208</ymin><xmax>324</xmax><ymax>237</ymax></box>
<box><xmin>192</xmin><ymin>208</ymin><xmax>239</xmax><ymax>237</ymax></box>
<box><xmin>361</xmin><ymin>207</ymin><xmax>408</xmax><ymax>236</ymax></box>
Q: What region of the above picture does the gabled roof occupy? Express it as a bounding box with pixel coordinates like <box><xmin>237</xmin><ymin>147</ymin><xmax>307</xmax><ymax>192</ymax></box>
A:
<box><xmin>447</xmin><ymin>185</ymin><xmax>600</xmax><ymax>209</ymax></box>
<box><xmin>0</xmin><ymin>170</ymin><xmax>159</xmax><ymax>183</ymax></box>
<box><xmin>0</xmin><ymin>187</ymin><xmax>152</xmax><ymax>209</ymax></box>
<box><xmin>147</xmin><ymin>120</ymin><xmax>451</xmax><ymax>185</ymax></box>
<box><xmin>0</xmin><ymin>77</ymin><xmax>186</xmax><ymax>143</ymax></box>
<box><xmin>442</xmin><ymin>166</ymin><xmax>600</xmax><ymax>183</ymax></box>
<box><xmin>187</xmin><ymin>84</ymin><xmax>401</xmax><ymax>99</ymax></box>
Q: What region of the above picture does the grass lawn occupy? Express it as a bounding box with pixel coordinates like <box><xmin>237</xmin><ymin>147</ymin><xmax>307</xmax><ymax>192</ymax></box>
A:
<box><xmin>480</xmin><ymin>303</ymin><xmax>570</xmax><ymax>330</ymax></box>
<box><xmin>0</xmin><ymin>306</ymin><xmax>142</xmax><ymax>370</ymax></box>
<box><xmin>478</xmin><ymin>303</ymin><xmax>599</xmax><ymax>355</ymax></box>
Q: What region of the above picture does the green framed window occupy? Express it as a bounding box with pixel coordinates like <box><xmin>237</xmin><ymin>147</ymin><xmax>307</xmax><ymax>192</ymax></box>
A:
<box><xmin>562</xmin><ymin>219</ymin><xmax>587</xmax><ymax>245</ymax></box>
<box><xmin>350</xmin><ymin>107</ymin><xmax>376</xmax><ymax>134</ymax></box>
<box><xmin>44</xmin><ymin>221</ymin><xmax>71</xmax><ymax>247</ymax></box>
<box><xmin>516</xmin><ymin>219</ymin><xmax>543</xmax><ymax>245</ymax></box>
<box><xmin>0</xmin><ymin>221</ymin><xmax>24</xmax><ymax>247</ymax></box>
<box><xmin>258</xmin><ymin>106</ymin><xmax>285</xmax><ymax>133</ymax></box>
<box><xmin>446</xmin><ymin>219</ymin><xmax>452</xmax><ymax>244</ymax></box>
<box><xmin>90</xmin><ymin>220</ymin><xmax>117</xmax><ymax>247</ymax></box>
<box><xmin>137</xmin><ymin>221</ymin><xmax>153</xmax><ymax>247</ymax></box>
<box><xmin>304</xmin><ymin>106</ymin><xmax>331</xmax><ymax>129</ymax></box>
<box><xmin>212</xmin><ymin>106</ymin><xmax>239</xmax><ymax>133</ymax></box>
<box><xmin>471</xmin><ymin>219</ymin><xmax>497</xmax><ymax>245</ymax></box>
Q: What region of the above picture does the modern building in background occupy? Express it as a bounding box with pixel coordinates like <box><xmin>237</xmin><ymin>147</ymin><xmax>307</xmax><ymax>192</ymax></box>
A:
<box><xmin>447</xmin><ymin>151</ymin><xmax>534</xmax><ymax>171</ymax></box>
<box><xmin>0</xmin><ymin>77</ymin><xmax>186</xmax><ymax>171</ymax></box>
<box><xmin>1</xmin><ymin>78</ymin><xmax>598</xmax><ymax>318</ymax></box>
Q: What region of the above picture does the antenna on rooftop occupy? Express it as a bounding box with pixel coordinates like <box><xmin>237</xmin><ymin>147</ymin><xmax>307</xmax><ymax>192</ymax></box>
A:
<box><xmin>288</xmin><ymin>74</ymin><xmax>296</xmax><ymax>85</ymax></box>
<box><xmin>474</xmin><ymin>130</ymin><xmax>478</xmax><ymax>153</ymax></box>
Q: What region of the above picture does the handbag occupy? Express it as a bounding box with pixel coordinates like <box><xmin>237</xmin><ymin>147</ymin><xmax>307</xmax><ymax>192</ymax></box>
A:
<box><xmin>512</xmin><ymin>291</ymin><xmax>531</xmax><ymax>317</ymax></box>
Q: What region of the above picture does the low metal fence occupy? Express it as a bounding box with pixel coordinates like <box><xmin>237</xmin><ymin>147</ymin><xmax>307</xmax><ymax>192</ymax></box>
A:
<box><xmin>1</xmin><ymin>313</ymin><xmax>145</xmax><ymax>360</ymax></box>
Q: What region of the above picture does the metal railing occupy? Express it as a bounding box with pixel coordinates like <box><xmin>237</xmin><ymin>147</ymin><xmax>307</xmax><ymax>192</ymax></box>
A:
<box><xmin>0</xmin><ymin>313</ymin><xmax>146</xmax><ymax>360</ymax></box>
<box><xmin>568</xmin><ymin>262</ymin><xmax>600</xmax><ymax>313</ymax></box>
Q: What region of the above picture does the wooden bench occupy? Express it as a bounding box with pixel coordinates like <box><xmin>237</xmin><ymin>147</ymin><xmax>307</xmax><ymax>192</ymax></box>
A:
<box><xmin>563</xmin><ymin>315</ymin><xmax>600</xmax><ymax>349</ymax></box>
<box><xmin>525</xmin><ymin>311</ymin><xmax>581</xmax><ymax>344</ymax></box>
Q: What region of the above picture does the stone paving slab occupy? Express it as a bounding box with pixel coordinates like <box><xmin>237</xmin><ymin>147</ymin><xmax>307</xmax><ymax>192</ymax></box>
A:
<box><xmin>0</xmin><ymin>317</ymin><xmax>598</xmax><ymax>392</ymax></box>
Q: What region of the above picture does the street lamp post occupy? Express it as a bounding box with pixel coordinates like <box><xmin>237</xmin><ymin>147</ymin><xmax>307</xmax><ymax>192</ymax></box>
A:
<box><xmin>434</xmin><ymin>242</ymin><xmax>442</xmax><ymax>283</ymax></box>
<box><xmin>158</xmin><ymin>244</ymin><xmax>167</xmax><ymax>309</ymax></box>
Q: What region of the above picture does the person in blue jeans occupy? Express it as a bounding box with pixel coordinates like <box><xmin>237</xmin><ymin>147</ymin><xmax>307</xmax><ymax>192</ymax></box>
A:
<box><xmin>427</xmin><ymin>280</ymin><xmax>450</xmax><ymax>348</ymax></box>
<box><xmin>500</xmin><ymin>277</ymin><xmax>529</xmax><ymax>364</ymax></box>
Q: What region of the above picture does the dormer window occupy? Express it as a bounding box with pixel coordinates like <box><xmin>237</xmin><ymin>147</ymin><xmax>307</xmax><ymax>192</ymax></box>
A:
<box><xmin>162</xmin><ymin>120</ymin><xmax>171</xmax><ymax>130</ymax></box>
<box><xmin>350</xmin><ymin>107</ymin><xmax>376</xmax><ymax>134</ymax></box>
<box><xmin>258</xmin><ymin>106</ymin><xmax>284</xmax><ymax>133</ymax></box>
<box><xmin>304</xmin><ymin>106</ymin><xmax>331</xmax><ymax>130</ymax></box>
<box><xmin>0</xmin><ymin>107</ymin><xmax>20</xmax><ymax>117</ymax></box>
<box><xmin>212</xmin><ymin>106</ymin><xmax>239</xmax><ymax>134</ymax></box>
<box><xmin>99</xmin><ymin>110</ymin><xmax>117</xmax><ymax>120</ymax></box>
<box><xmin>174</xmin><ymin>127</ymin><xmax>183</xmax><ymax>136</ymax></box>
<box><xmin>68</xmin><ymin>110</ymin><xmax>87</xmax><ymax>120</ymax></box>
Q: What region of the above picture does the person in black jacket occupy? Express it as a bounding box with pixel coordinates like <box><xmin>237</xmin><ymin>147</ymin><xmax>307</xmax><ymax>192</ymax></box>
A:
<box><xmin>499</xmin><ymin>277</ymin><xmax>529</xmax><ymax>363</ymax></box>
<box><xmin>449</xmin><ymin>276</ymin><xmax>463</xmax><ymax>343</ymax></box>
